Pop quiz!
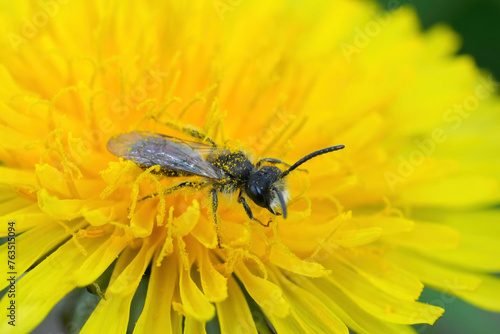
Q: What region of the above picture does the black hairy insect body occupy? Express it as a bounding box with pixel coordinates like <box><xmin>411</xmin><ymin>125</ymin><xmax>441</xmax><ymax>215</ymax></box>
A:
<box><xmin>107</xmin><ymin>130</ymin><xmax>345</xmax><ymax>227</ymax></box>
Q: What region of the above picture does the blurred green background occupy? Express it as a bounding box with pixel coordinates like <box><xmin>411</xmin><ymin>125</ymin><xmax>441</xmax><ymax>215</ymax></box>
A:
<box><xmin>376</xmin><ymin>0</ymin><xmax>500</xmax><ymax>80</ymax></box>
<box><xmin>375</xmin><ymin>0</ymin><xmax>500</xmax><ymax>333</ymax></box>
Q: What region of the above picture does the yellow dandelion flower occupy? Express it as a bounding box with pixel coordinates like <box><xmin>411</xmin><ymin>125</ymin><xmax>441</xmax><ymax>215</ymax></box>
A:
<box><xmin>1</xmin><ymin>0</ymin><xmax>500</xmax><ymax>333</ymax></box>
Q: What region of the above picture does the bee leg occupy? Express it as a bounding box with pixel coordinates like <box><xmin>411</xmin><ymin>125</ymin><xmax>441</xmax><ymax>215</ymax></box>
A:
<box><xmin>139</xmin><ymin>181</ymin><xmax>207</xmax><ymax>202</ymax></box>
<box><xmin>182</xmin><ymin>127</ymin><xmax>216</xmax><ymax>147</ymax></box>
<box><xmin>210</xmin><ymin>188</ymin><xmax>222</xmax><ymax>248</ymax></box>
<box><xmin>256</xmin><ymin>158</ymin><xmax>289</xmax><ymax>168</ymax></box>
<box><xmin>156</xmin><ymin>118</ymin><xmax>217</xmax><ymax>146</ymax></box>
<box><xmin>256</xmin><ymin>158</ymin><xmax>308</xmax><ymax>172</ymax></box>
<box><xmin>237</xmin><ymin>193</ymin><xmax>269</xmax><ymax>227</ymax></box>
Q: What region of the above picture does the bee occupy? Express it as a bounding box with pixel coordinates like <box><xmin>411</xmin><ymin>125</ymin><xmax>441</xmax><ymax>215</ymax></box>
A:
<box><xmin>107</xmin><ymin>130</ymin><xmax>345</xmax><ymax>226</ymax></box>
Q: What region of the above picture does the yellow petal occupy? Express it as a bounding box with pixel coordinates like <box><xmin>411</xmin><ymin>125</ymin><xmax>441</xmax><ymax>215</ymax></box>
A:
<box><xmin>401</xmin><ymin>176</ymin><xmax>499</xmax><ymax>208</ymax></box>
<box><xmin>416</xmin><ymin>232</ymin><xmax>500</xmax><ymax>272</ymax></box>
<box><xmin>455</xmin><ymin>274</ymin><xmax>500</xmax><ymax>312</ymax></box>
<box><xmin>235</xmin><ymin>262</ymin><xmax>289</xmax><ymax>318</ymax></box>
<box><xmin>171</xmin><ymin>309</ymin><xmax>183</xmax><ymax>334</ymax></box>
<box><xmin>67</xmin><ymin>132</ymin><xmax>111</xmax><ymax>174</ymax></box>
<box><xmin>134</xmin><ymin>255</ymin><xmax>178</xmax><ymax>334</ymax></box>
<box><xmin>99</xmin><ymin>160</ymin><xmax>142</xmax><ymax>199</ymax></box>
<box><xmin>389</xmin><ymin>249</ymin><xmax>482</xmax><ymax>290</ymax></box>
<box><xmin>216</xmin><ymin>276</ymin><xmax>258</xmax><ymax>334</ymax></box>
<box><xmin>279</xmin><ymin>211</ymin><xmax>353</xmax><ymax>255</ymax></box>
<box><xmin>70</xmin><ymin>234</ymin><xmax>127</xmax><ymax>288</ymax></box>
<box><xmin>386</xmin><ymin>222</ymin><xmax>460</xmax><ymax>251</ymax></box>
<box><xmin>183</xmin><ymin>317</ymin><xmax>206</xmax><ymax>334</ymax></box>
<box><xmin>174</xmin><ymin>200</ymin><xmax>200</xmax><ymax>237</ymax></box>
<box><xmin>0</xmin><ymin>126</ymin><xmax>41</xmax><ymax>167</ymax></box>
<box><xmin>419</xmin><ymin>209</ymin><xmax>500</xmax><ymax>271</ymax></box>
<box><xmin>265</xmin><ymin>313</ymin><xmax>305</xmax><ymax>334</ymax></box>
<box><xmin>0</xmin><ymin>232</ymin><xmax>125</xmax><ymax>333</ymax></box>
<box><xmin>390</xmin><ymin>250</ymin><xmax>500</xmax><ymax>312</ymax></box>
<box><xmin>322</xmin><ymin>257</ymin><xmax>444</xmax><ymax>324</ymax></box>
<box><xmin>0</xmin><ymin>204</ymin><xmax>54</xmax><ymax>236</ymax></box>
<box><xmin>425</xmin><ymin>24</ymin><xmax>461</xmax><ymax>57</ymax></box>
<box><xmin>333</xmin><ymin>226</ymin><xmax>382</xmax><ymax>247</ymax></box>
<box><xmin>297</xmin><ymin>276</ymin><xmax>417</xmax><ymax>334</ymax></box>
<box><xmin>83</xmin><ymin>238</ymin><xmax>159</xmax><ymax>333</ymax></box>
<box><xmin>179</xmin><ymin>254</ymin><xmax>215</xmax><ymax>321</ymax></box>
<box><xmin>190</xmin><ymin>215</ymin><xmax>217</xmax><ymax>248</ymax></box>
<box><xmin>336</xmin><ymin>249</ymin><xmax>424</xmax><ymax>301</ymax></box>
<box><xmin>197</xmin><ymin>246</ymin><xmax>227</xmax><ymax>302</ymax></box>
<box><xmin>37</xmin><ymin>188</ymin><xmax>85</xmax><ymax>220</ymax></box>
<box><xmin>0</xmin><ymin>166</ymin><xmax>37</xmax><ymax>188</ymax></box>
<box><xmin>35</xmin><ymin>163</ymin><xmax>72</xmax><ymax>198</ymax></box>
<box><xmin>269</xmin><ymin>244</ymin><xmax>329</xmax><ymax>278</ymax></box>
<box><xmin>128</xmin><ymin>200</ymin><xmax>157</xmax><ymax>237</ymax></box>
<box><xmin>0</xmin><ymin>189</ymin><xmax>33</xmax><ymax>214</ymax></box>
<box><xmin>107</xmin><ymin>239</ymin><xmax>158</xmax><ymax>297</ymax></box>
<box><xmin>271</xmin><ymin>269</ymin><xmax>349</xmax><ymax>334</ymax></box>
<box><xmin>82</xmin><ymin>201</ymin><xmax>128</xmax><ymax>227</ymax></box>
<box><xmin>0</xmin><ymin>65</ymin><xmax>25</xmax><ymax>99</ymax></box>
<box><xmin>0</xmin><ymin>218</ymin><xmax>86</xmax><ymax>291</ymax></box>
<box><xmin>355</xmin><ymin>216</ymin><xmax>415</xmax><ymax>235</ymax></box>
<box><xmin>80</xmin><ymin>293</ymin><xmax>134</xmax><ymax>334</ymax></box>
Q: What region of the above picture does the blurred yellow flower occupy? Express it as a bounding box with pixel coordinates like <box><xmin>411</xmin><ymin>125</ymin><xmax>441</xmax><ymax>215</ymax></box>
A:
<box><xmin>1</xmin><ymin>0</ymin><xmax>500</xmax><ymax>333</ymax></box>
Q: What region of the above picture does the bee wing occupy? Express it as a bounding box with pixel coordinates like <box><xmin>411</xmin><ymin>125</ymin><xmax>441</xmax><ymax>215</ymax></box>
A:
<box><xmin>107</xmin><ymin>131</ymin><xmax>224</xmax><ymax>179</ymax></box>
<box><xmin>156</xmin><ymin>133</ymin><xmax>216</xmax><ymax>155</ymax></box>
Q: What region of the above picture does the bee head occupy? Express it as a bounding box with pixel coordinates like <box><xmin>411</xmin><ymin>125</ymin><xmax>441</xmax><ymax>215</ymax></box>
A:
<box><xmin>245</xmin><ymin>144</ymin><xmax>345</xmax><ymax>219</ymax></box>
<box><xmin>246</xmin><ymin>166</ymin><xmax>289</xmax><ymax>218</ymax></box>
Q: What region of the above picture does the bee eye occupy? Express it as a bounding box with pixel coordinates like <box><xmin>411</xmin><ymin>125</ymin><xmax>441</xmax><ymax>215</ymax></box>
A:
<box><xmin>246</xmin><ymin>182</ymin><xmax>267</xmax><ymax>207</ymax></box>
<box><xmin>245</xmin><ymin>166</ymin><xmax>281</xmax><ymax>209</ymax></box>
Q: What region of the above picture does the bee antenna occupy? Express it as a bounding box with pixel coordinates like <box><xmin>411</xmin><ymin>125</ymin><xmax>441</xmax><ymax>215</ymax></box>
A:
<box><xmin>279</xmin><ymin>145</ymin><xmax>345</xmax><ymax>180</ymax></box>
